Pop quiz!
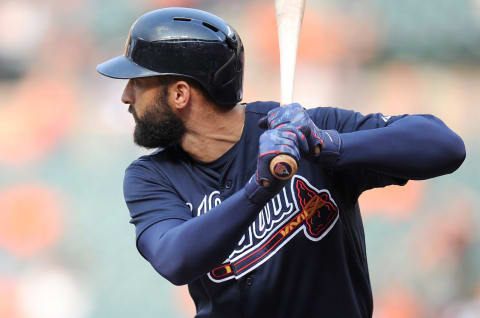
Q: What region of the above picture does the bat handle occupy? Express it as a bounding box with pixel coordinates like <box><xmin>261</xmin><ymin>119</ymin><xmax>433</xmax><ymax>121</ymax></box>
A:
<box><xmin>269</xmin><ymin>154</ymin><xmax>298</xmax><ymax>181</ymax></box>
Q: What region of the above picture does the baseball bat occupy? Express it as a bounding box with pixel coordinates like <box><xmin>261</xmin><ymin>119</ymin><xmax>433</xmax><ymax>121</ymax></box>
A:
<box><xmin>270</xmin><ymin>0</ymin><xmax>306</xmax><ymax>181</ymax></box>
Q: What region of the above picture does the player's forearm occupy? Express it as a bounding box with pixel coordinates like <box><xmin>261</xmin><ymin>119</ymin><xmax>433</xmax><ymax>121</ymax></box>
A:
<box><xmin>140</xmin><ymin>189</ymin><xmax>263</xmax><ymax>285</ymax></box>
<box><xmin>336</xmin><ymin>114</ymin><xmax>465</xmax><ymax>179</ymax></box>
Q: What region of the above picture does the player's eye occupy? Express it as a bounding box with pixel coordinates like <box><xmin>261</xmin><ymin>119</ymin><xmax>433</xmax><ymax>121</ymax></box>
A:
<box><xmin>132</xmin><ymin>78</ymin><xmax>147</xmax><ymax>89</ymax></box>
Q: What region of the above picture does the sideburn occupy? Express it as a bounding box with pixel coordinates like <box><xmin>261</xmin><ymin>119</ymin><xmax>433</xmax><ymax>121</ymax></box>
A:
<box><xmin>133</xmin><ymin>86</ymin><xmax>186</xmax><ymax>149</ymax></box>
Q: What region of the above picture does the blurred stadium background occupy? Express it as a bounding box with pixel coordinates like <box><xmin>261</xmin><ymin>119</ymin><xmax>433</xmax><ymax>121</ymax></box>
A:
<box><xmin>0</xmin><ymin>0</ymin><xmax>479</xmax><ymax>317</ymax></box>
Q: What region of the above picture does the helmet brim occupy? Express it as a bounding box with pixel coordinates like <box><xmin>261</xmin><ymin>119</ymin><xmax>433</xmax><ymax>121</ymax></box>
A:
<box><xmin>96</xmin><ymin>55</ymin><xmax>160</xmax><ymax>79</ymax></box>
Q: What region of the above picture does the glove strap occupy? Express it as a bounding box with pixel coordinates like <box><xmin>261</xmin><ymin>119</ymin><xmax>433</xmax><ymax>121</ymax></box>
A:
<box><xmin>316</xmin><ymin>130</ymin><xmax>341</xmax><ymax>168</ymax></box>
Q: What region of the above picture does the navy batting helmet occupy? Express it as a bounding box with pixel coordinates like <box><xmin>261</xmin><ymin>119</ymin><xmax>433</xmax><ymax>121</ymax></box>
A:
<box><xmin>96</xmin><ymin>7</ymin><xmax>244</xmax><ymax>107</ymax></box>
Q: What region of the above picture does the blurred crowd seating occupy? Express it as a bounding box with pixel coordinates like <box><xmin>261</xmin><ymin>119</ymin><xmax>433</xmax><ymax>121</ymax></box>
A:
<box><xmin>0</xmin><ymin>0</ymin><xmax>478</xmax><ymax>317</ymax></box>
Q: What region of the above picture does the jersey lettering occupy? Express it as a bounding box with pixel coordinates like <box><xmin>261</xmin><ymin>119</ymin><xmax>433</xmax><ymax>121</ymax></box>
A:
<box><xmin>197</xmin><ymin>191</ymin><xmax>221</xmax><ymax>216</ymax></box>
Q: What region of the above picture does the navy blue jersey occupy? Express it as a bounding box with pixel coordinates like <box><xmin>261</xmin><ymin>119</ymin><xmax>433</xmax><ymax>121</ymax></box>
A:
<box><xmin>124</xmin><ymin>101</ymin><xmax>465</xmax><ymax>318</ymax></box>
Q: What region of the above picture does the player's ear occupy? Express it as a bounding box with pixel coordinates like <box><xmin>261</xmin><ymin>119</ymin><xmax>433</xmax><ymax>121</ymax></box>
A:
<box><xmin>170</xmin><ymin>80</ymin><xmax>191</xmax><ymax>110</ymax></box>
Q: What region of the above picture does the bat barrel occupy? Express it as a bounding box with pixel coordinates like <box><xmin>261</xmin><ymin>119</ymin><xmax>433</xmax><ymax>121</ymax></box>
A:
<box><xmin>275</xmin><ymin>0</ymin><xmax>306</xmax><ymax>105</ymax></box>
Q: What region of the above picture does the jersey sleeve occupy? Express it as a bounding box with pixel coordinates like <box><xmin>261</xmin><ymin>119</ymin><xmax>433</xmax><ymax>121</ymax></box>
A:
<box><xmin>307</xmin><ymin>107</ymin><xmax>465</xmax><ymax>195</ymax></box>
<box><xmin>124</xmin><ymin>159</ymin><xmax>270</xmax><ymax>285</ymax></box>
<box><xmin>123</xmin><ymin>159</ymin><xmax>192</xmax><ymax>243</ymax></box>
<box><xmin>307</xmin><ymin>106</ymin><xmax>406</xmax><ymax>133</ymax></box>
<box><xmin>307</xmin><ymin>107</ymin><xmax>407</xmax><ymax>193</ymax></box>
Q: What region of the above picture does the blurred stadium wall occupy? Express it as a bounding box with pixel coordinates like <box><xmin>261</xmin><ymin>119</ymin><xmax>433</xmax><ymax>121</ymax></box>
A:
<box><xmin>0</xmin><ymin>0</ymin><xmax>479</xmax><ymax>317</ymax></box>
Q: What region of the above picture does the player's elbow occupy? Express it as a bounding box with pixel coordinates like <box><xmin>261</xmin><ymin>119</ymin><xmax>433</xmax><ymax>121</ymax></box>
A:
<box><xmin>150</xmin><ymin>253</ymin><xmax>191</xmax><ymax>286</ymax></box>
<box><xmin>413</xmin><ymin>115</ymin><xmax>466</xmax><ymax>176</ymax></box>
<box><xmin>160</xmin><ymin>270</ymin><xmax>189</xmax><ymax>286</ymax></box>
<box><xmin>429</xmin><ymin>116</ymin><xmax>466</xmax><ymax>174</ymax></box>
<box><xmin>443</xmin><ymin>131</ymin><xmax>466</xmax><ymax>174</ymax></box>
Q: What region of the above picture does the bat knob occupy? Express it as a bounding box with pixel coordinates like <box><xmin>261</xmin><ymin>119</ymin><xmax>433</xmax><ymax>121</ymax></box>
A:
<box><xmin>270</xmin><ymin>154</ymin><xmax>297</xmax><ymax>180</ymax></box>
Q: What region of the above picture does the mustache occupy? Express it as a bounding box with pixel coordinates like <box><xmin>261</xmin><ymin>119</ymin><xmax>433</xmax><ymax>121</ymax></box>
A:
<box><xmin>129</xmin><ymin>105</ymin><xmax>140</xmax><ymax>122</ymax></box>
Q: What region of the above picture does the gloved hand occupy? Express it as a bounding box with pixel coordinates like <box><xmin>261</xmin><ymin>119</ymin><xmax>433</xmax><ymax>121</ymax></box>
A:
<box><xmin>259</xmin><ymin>103</ymin><xmax>341</xmax><ymax>167</ymax></box>
<box><xmin>244</xmin><ymin>125</ymin><xmax>308</xmax><ymax>205</ymax></box>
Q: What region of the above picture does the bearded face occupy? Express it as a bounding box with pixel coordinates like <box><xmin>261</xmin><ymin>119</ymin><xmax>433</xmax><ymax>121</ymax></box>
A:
<box><xmin>130</xmin><ymin>86</ymin><xmax>186</xmax><ymax>149</ymax></box>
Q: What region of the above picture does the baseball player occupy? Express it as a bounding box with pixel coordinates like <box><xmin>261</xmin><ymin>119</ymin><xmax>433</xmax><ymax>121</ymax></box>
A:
<box><xmin>97</xmin><ymin>7</ymin><xmax>466</xmax><ymax>318</ymax></box>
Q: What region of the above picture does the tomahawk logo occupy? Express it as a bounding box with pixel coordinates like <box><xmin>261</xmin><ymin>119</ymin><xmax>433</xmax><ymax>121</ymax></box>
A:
<box><xmin>208</xmin><ymin>175</ymin><xmax>339</xmax><ymax>283</ymax></box>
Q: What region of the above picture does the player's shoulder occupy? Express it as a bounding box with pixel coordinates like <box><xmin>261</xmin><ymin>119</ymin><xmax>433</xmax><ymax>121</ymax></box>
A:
<box><xmin>306</xmin><ymin>105</ymin><xmax>361</xmax><ymax>126</ymax></box>
<box><xmin>245</xmin><ymin>101</ymin><xmax>280</xmax><ymax>116</ymax></box>
<box><xmin>244</xmin><ymin>101</ymin><xmax>349</xmax><ymax>118</ymax></box>
<box><xmin>125</xmin><ymin>146</ymin><xmax>179</xmax><ymax>176</ymax></box>
<box><xmin>306</xmin><ymin>105</ymin><xmax>350</xmax><ymax>116</ymax></box>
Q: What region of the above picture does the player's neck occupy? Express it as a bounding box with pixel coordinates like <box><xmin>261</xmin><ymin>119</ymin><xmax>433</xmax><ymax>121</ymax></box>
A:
<box><xmin>180</xmin><ymin>103</ymin><xmax>246</xmax><ymax>163</ymax></box>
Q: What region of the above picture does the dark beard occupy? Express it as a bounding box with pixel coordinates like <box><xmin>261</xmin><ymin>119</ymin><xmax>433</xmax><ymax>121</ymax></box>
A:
<box><xmin>132</xmin><ymin>89</ymin><xmax>186</xmax><ymax>149</ymax></box>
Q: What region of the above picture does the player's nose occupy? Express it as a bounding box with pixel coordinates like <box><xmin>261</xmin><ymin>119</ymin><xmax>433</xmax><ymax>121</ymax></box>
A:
<box><xmin>121</xmin><ymin>80</ymin><xmax>134</xmax><ymax>105</ymax></box>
